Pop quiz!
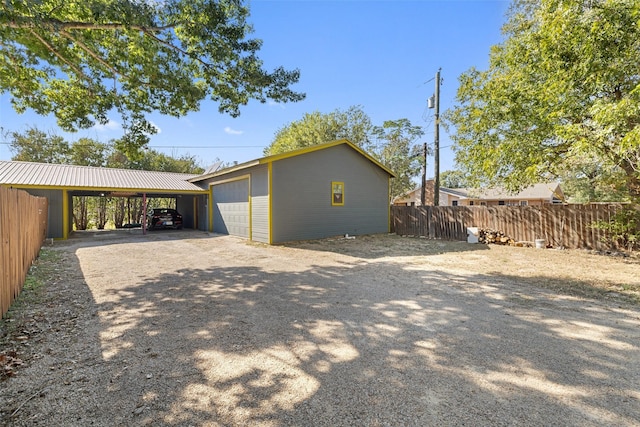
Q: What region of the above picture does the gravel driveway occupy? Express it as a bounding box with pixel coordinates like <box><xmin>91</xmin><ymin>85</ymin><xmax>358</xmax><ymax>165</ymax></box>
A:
<box><xmin>1</xmin><ymin>230</ymin><xmax>639</xmax><ymax>426</ymax></box>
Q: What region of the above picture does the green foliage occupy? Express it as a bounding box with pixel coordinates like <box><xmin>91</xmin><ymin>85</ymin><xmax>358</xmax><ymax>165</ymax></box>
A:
<box><xmin>264</xmin><ymin>105</ymin><xmax>374</xmax><ymax>155</ymax></box>
<box><xmin>107</xmin><ymin>148</ymin><xmax>204</xmax><ymax>174</ymax></box>
<box><xmin>9</xmin><ymin>127</ymin><xmax>203</xmax><ymax>173</ymax></box>
<box><xmin>593</xmin><ymin>206</ymin><xmax>640</xmax><ymax>251</ymax></box>
<box><xmin>1</xmin><ymin>0</ymin><xmax>305</xmax><ymax>157</ymax></box>
<box><xmin>440</xmin><ymin>170</ymin><xmax>469</xmax><ymax>189</ymax></box>
<box><xmin>2</xmin><ymin>249</ymin><xmax>59</xmax><ymax>320</ymax></box>
<box><xmin>557</xmin><ymin>157</ymin><xmax>629</xmax><ymax>203</ymax></box>
<box><xmin>371</xmin><ymin>119</ymin><xmax>424</xmax><ymax>199</ymax></box>
<box><xmin>445</xmin><ymin>0</ymin><xmax>640</xmax><ymax>201</ymax></box>
<box><xmin>8</xmin><ymin>127</ymin><xmax>70</xmax><ymax>163</ymax></box>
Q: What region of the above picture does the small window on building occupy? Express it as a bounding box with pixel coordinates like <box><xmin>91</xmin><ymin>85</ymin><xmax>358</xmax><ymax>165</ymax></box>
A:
<box><xmin>469</xmin><ymin>201</ymin><xmax>474</xmax><ymax>206</ymax></box>
<box><xmin>480</xmin><ymin>201</ymin><xmax>487</xmax><ymax>206</ymax></box>
<box><xmin>498</xmin><ymin>200</ymin><xmax>505</xmax><ymax>206</ymax></box>
<box><xmin>332</xmin><ymin>181</ymin><xmax>344</xmax><ymax>206</ymax></box>
<box><xmin>452</xmin><ymin>200</ymin><xmax>458</xmax><ymax>206</ymax></box>
<box><xmin>520</xmin><ymin>200</ymin><xmax>528</xmax><ymax>206</ymax></box>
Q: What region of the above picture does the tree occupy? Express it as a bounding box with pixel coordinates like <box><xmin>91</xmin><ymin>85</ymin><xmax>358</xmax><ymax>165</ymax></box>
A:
<box><xmin>440</xmin><ymin>170</ymin><xmax>469</xmax><ymax>189</ymax></box>
<box><xmin>445</xmin><ymin>0</ymin><xmax>640</xmax><ymax>202</ymax></box>
<box><xmin>8</xmin><ymin>127</ymin><xmax>70</xmax><ymax>163</ymax></box>
<box><xmin>1</xmin><ymin>0</ymin><xmax>305</xmax><ymax>157</ymax></box>
<box><xmin>371</xmin><ymin>119</ymin><xmax>424</xmax><ymax>199</ymax></box>
<box><xmin>106</xmin><ymin>148</ymin><xmax>204</xmax><ymax>174</ymax></box>
<box><xmin>556</xmin><ymin>156</ymin><xmax>628</xmax><ymax>203</ymax></box>
<box><xmin>264</xmin><ymin>106</ymin><xmax>374</xmax><ymax>155</ymax></box>
<box><xmin>69</xmin><ymin>138</ymin><xmax>109</xmax><ymax>167</ymax></box>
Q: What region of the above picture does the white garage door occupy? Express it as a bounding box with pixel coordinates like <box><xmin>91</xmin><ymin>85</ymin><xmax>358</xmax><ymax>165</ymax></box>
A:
<box><xmin>212</xmin><ymin>179</ymin><xmax>249</xmax><ymax>238</ymax></box>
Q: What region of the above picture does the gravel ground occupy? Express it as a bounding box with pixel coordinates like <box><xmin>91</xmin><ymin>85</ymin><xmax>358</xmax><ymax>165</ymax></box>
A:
<box><xmin>1</xmin><ymin>230</ymin><xmax>639</xmax><ymax>426</ymax></box>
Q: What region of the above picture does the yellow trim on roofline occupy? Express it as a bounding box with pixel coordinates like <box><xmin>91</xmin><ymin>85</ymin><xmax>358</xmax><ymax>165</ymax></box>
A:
<box><xmin>208</xmin><ymin>174</ymin><xmax>251</xmax><ymax>186</ymax></box>
<box><xmin>189</xmin><ymin>139</ymin><xmax>396</xmax><ymax>183</ymax></box>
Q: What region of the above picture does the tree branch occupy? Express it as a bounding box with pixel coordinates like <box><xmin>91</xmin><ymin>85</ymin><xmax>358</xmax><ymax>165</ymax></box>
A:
<box><xmin>59</xmin><ymin>29</ymin><xmax>119</xmax><ymax>78</ymax></box>
<box><xmin>8</xmin><ymin>17</ymin><xmax>212</xmax><ymax>70</ymax></box>
<box><xmin>28</xmin><ymin>28</ymin><xmax>89</xmax><ymax>81</ymax></box>
<box><xmin>5</xmin><ymin>17</ymin><xmax>174</xmax><ymax>33</ymax></box>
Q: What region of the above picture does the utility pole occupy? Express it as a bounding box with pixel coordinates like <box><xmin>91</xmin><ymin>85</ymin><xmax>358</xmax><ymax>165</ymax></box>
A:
<box><xmin>433</xmin><ymin>68</ymin><xmax>441</xmax><ymax>206</ymax></box>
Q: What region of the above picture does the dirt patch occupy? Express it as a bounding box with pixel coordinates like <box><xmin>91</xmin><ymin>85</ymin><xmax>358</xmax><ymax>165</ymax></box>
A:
<box><xmin>2</xmin><ymin>232</ymin><xmax>639</xmax><ymax>426</ymax></box>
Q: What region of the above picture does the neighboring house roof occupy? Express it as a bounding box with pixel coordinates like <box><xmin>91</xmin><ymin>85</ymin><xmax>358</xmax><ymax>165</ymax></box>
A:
<box><xmin>0</xmin><ymin>160</ymin><xmax>205</xmax><ymax>192</ymax></box>
<box><xmin>442</xmin><ymin>183</ymin><xmax>564</xmax><ymax>201</ymax></box>
<box><xmin>190</xmin><ymin>139</ymin><xmax>396</xmax><ymax>182</ymax></box>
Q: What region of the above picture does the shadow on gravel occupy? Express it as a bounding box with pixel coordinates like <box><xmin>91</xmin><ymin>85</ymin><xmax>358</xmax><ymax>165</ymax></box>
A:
<box><xmin>87</xmin><ymin>257</ymin><xmax>640</xmax><ymax>424</ymax></box>
<box><xmin>3</xmin><ymin>239</ymin><xmax>639</xmax><ymax>426</ymax></box>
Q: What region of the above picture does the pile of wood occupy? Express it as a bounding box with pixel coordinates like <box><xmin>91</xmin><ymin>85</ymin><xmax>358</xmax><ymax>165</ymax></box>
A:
<box><xmin>477</xmin><ymin>228</ymin><xmax>536</xmax><ymax>247</ymax></box>
<box><xmin>478</xmin><ymin>228</ymin><xmax>515</xmax><ymax>245</ymax></box>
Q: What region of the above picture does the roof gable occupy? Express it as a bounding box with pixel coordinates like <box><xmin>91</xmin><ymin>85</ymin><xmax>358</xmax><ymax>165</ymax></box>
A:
<box><xmin>190</xmin><ymin>139</ymin><xmax>395</xmax><ymax>182</ymax></box>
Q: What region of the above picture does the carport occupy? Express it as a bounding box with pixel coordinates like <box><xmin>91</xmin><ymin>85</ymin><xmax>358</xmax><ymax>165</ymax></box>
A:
<box><xmin>0</xmin><ymin>161</ymin><xmax>208</xmax><ymax>239</ymax></box>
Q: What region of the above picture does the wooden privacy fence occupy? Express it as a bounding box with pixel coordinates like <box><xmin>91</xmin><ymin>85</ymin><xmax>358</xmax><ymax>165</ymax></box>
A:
<box><xmin>0</xmin><ymin>187</ymin><xmax>48</xmax><ymax>317</ymax></box>
<box><xmin>391</xmin><ymin>204</ymin><xmax>625</xmax><ymax>250</ymax></box>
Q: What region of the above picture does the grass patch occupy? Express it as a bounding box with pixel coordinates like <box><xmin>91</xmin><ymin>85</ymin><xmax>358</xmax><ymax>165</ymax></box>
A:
<box><xmin>1</xmin><ymin>249</ymin><xmax>60</xmax><ymax>333</ymax></box>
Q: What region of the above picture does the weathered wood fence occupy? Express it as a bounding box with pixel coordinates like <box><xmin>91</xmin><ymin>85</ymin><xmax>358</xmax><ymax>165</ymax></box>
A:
<box><xmin>1</xmin><ymin>187</ymin><xmax>48</xmax><ymax>317</ymax></box>
<box><xmin>391</xmin><ymin>204</ymin><xmax>625</xmax><ymax>250</ymax></box>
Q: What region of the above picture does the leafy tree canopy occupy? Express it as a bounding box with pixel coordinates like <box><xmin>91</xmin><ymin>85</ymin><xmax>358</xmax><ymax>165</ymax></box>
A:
<box><xmin>263</xmin><ymin>105</ymin><xmax>374</xmax><ymax>155</ymax></box>
<box><xmin>371</xmin><ymin>119</ymin><xmax>424</xmax><ymax>199</ymax></box>
<box><xmin>440</xmin><ymin>170</ymin><xmax>470</xmax><ymax>189</ymax></box>
<box><xmin>1</xmin><ymin>0</ymin><xmax>304</xmax><ymax>157</ymax></box>
<box><xmin>445</xmin><ymin>0</ymin><xmax>640</xmax><ymax>201</ymax></box>
<box><xmin>8</xmin><ymin>126</ymin><xmax>203</xmax><ymax>173</ymax></box>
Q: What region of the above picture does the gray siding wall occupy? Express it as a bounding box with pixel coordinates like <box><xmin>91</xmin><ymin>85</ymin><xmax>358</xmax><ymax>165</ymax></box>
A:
<box><xmin>176</xmin><ymin>196</ymin><xmax>196</xmax><ymax>229</ymax></box>
<box><xmin>271</xmin><ymin>144</ymin><xmax>390</xmax><ymax>243</ymax></box>
<box><xmin>23</xmin><ymin>189</ymin><xmax>64</xmax><ymax>239</ymax></box>
<box><xmin>250</xmin><ymin>165</ymin><xmax>269</xmax><ymax>243</ymax></box>
<box><xmin>197</xmin><ymin>194</ymin><xmax>208</xmax><ymax>231</ymax></box>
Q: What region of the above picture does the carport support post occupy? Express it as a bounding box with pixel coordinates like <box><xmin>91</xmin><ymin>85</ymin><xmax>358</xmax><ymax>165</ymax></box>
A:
<box><xmin>142</xmin><ymin>193</ymin><xmax>147</xmax><ymax>235</ymax></box>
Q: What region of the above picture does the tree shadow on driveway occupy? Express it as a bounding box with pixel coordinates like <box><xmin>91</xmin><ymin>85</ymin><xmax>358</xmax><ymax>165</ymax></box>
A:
<box><xmin>2</xmin><ymin>236</ymin><xmax>639</xmax><ymax>426</ymax></box>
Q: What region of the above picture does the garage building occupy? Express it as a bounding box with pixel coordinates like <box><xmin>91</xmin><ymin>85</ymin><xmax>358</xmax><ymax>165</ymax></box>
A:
<box><xmin>192</xmin><ymin>139</ymin><xmax>395</xmax><ymax>244</ymax></box>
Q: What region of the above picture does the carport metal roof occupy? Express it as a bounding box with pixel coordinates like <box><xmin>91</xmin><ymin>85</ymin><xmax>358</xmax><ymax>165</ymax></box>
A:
<box><xmin>0</xmin><ymin>161</ymin><xmax>206</xmax><ymax>194</ymax></box>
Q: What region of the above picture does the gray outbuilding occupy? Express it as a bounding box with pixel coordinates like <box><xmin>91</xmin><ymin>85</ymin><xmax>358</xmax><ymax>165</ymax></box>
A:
<box><xmin>1</xmin><ymin>139</ymin><xmax>394</xmax><ymax>243</ymax></box>
<box><xmin>191</xmin><ymin>139</ymin><xmax>395</xmax><ymax>244</ymax></box>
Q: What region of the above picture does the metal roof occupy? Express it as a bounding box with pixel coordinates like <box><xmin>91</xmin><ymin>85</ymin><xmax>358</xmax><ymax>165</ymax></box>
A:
<box><xmin>441</xmin><ymin>183</ymin><xmax>563</xmax><ymax>200</ymax></box>
<box><xmin>0</xmin><ymin>161</ymin><xmax>206</xmax><ymax>192</ymax></box>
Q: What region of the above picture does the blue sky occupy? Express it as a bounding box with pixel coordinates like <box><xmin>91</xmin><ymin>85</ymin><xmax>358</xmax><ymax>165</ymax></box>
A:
<box><xmin>0</xmin><ymin>0</ymin><xmax>509</xmax><ymax>177</ymax></box>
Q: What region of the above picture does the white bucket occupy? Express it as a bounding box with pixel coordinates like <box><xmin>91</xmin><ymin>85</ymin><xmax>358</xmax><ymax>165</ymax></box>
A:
<box><xmin>467</xmin><ymin>227</ymin><xmax>479</xmax><ymax>244</ymax></box>
<box><xmin>535</xmin><ymin>239</ymin><xmax>546</xmax><ymax>249</ymax></box>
